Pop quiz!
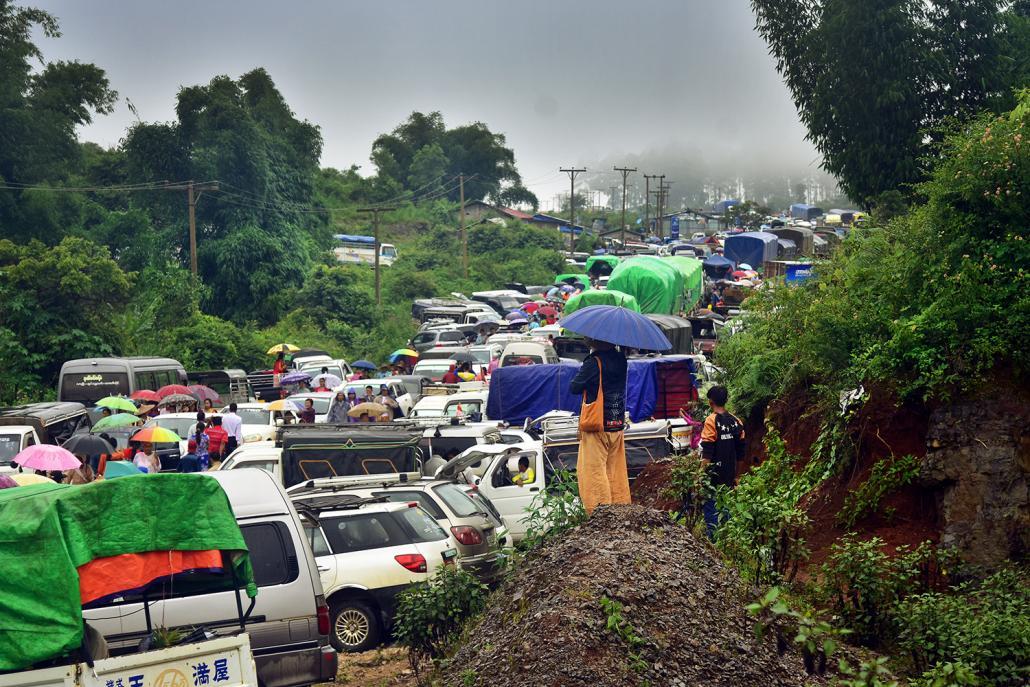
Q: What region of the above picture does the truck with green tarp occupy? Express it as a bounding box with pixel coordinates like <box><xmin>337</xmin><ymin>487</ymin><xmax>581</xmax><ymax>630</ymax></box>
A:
<box><xmin>0</xmin><ymin>474</ymin><xmax>259</xmax><ymax>685</ymax></box>
<box><xmin>606</xmin><ymin>256</ymin><xmax>684</xmax><ymax>315</ymax></box>
<box><xmin>661</xmin><ymin>255</ymin><xmax>705</xmax><ymax>310</ymax></box>
<box><xmin>585</xmin><ymin>254</ymin><xmax>620</xmax><ymax>279</ymax></box>
<box><xmin>562</xmin><ymin>288</ymin><xmax>640</xmax><ymax>315</ymax></box>
<box><xmin>554</xmin><ymin>273</ymin><xmax>591</xmax><ymax>289</ymax></box>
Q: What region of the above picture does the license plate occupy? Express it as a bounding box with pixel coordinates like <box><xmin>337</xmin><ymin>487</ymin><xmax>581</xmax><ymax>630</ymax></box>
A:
<box><xmin>442</xmin><ymin>549</ymin><xmax>458</xmax><ymax>566</ymax></box>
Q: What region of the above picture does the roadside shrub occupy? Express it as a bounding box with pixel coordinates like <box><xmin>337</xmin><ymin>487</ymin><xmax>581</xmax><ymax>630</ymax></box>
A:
<box><xmin>393</xmin><ymin>565</ymin><xmax>488</xmax><ymax>681</ymax></box>
<box><xmin>820</xmin><ymin>535</ymin><xmax>954</xmax><ymax>647</ymax></box>
<box><xmin>895</xmin><ymin>569</ymin><xmax>1030</xmax><ymax>686</ymax></box>
<box><xmin>911</xmin><ymin>661</ymin><xmax>982</xmax><ymax>687</ymax></box>
<box><xmin>661</xmin><ymin>451</ymin><xmax>713</xmax><ymax>533</ymax></box>
<box><xmin>520</xmin><ymin>469</ymin><xmax>586</xmax><ymax>551</ymax></box>
<box><xmin>837</xmin><ymin>454</ymin><xmax>921</xmax><ymax>529</ymax></box>
<box><xmin>715</xmin><ymin>426</ymin><xmax>811</xmax><ymax>585</ymax></box>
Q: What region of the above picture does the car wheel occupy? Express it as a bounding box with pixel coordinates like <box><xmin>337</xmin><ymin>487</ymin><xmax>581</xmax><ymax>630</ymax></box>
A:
<box><xmin>329</xmin><ymin>600</ymin><xmax>380</xmax><ymax>653</ymax></box>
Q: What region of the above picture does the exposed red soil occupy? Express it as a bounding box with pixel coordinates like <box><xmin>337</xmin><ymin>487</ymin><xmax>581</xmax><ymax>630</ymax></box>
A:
<box><xmin>633</xmin><ymin>385</ymin><xmax>942</xmax><ymax>575</ymax></box>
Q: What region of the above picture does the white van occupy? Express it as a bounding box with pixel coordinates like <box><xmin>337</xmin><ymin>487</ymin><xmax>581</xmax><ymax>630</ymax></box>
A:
<box><xmin>84</xmin><ymin>470</ymin><xmax>336</xmax><ymax>687</ymax></box>
<box><xmin>499</xmin><ymin>341</ymin><xmax>561</xmax><ymax>367</ymax></box>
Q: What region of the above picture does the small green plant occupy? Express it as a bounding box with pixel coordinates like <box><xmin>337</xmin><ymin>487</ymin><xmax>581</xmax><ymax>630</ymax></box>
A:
<box><xmin>820</xmin><ymin>535</ymin><xmax>955</xmax><ymax>647</ymax></box>
<box><xmin>836</xmin><ymin>657</ymin><xmax>898</xmax><ymax>687</ymax></box>
<box><xmin>599</xmin><ymin>596</ymin><xmax>649</xmax><ymax>674</ymax></box>
<box><xmin>895</xmin><ymin>569</ymin><xmax>1030</xmax><ymax>686</ymax></box>
<box><xmin>393</xmin><ymin>566</ymin><xmax>488</xmax><ymax>682</ymax></box>
<box><xmin>520</xmin><ymin>469</ymin><xmax>586</xmax><ymax>551</ymax></box>
<box><xmin>911</xmin><ymin>661</ymin><xmax>982</xmax><ymax>687</ymax></box>
<box><xmin>150</xmin><ymin>625</ymin><xmax>185</xmax><ymax>649</ymax></box>
<box><xmin>747</xmin><ymin>587</ymin><xmax>844</xmax><ymax>675</ymax></box>
<box><xmin>660</xmin><ymin>451</ymin><xmax>713</xmax><ymax>532</ymax></box>
<box><xmin>460</xmin><ymin>667</ymin><xmax>478</xmax><ymax>686</ymax></box>
<box><xmin>837</xmin><ymin>454</ymin><xmax>921</xmax><ymax>529</ymax></box>
<box><xmin>715</xmin><ymin>426</ymin><xmax>811</xmax><ymax>585</ymax></box>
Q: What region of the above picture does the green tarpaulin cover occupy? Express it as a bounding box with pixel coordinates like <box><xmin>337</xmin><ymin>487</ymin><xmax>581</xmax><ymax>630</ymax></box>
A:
<box><xmin>607</xmin><ymin>256</ymin><xmax>684</xmax><ymax>314</ymax></box>
<box><xmin>661</xmin><ymin>256</ymin><xmax>705</xmax><ymax>309</ymax></box>
<box><xmin>563</xmin><ymin>289</ymin><xmax>640</xmax><ymax>315</ymax></box>
<box><xmin>0</xmin><ymin>474</ymin><xmax>255</xmax><ymax>671</ymax></box>
<box><xmin>554</xmin><ymin>273</ymin><xmax>591</xmax><ymax>288</ymax></box>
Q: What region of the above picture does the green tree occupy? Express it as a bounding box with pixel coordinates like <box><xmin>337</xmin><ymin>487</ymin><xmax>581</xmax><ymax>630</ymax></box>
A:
<box><xmin>751</xmin><ymin>0</ymin><xmax>1026</xmax><ymax>208</ymax></box>
<box><xmin>407</xmin><ymin>142</ymin><xmax>449</xmax><ymax>194</ymax></box>
<box><xmin>370</xmin><ymin>111</ymin><xmax>538</xmax><ymax>207</ymax></box>
<box><xmin>0</xmin><ymin>0</ymin><xmax>117</xmax><ymax>240</ymax></box>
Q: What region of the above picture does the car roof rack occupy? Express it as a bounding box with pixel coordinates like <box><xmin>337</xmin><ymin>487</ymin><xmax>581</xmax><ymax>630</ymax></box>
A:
<box><xmin>293</xmin><ymin>494</ymin><xmax>392</xmax><ymax>522</ymax></box>
<box><xmin>288</xmin><ymin>471</ymin><xmax>423</xmax><ymax>495</ymax></box>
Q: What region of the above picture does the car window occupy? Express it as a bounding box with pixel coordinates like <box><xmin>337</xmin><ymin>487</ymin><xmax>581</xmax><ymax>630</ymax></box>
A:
<box><xmin>147</xmin><ymin>417</ymin><xmax>196</xmax><ymax>438</ymax></box>
<box><xmin>432</xmin><ymin>483</ymin><xmax>482</xmax><ymax>518</ymax></box>
<box><xmin>445</xmin><ymin>401</ymin><xmax>481</xmax><ymax>417</ymax></box>
<box><xmin>236</xmin><ymin>409</ymin><xmax>270</xmax><ymax>425</ymax></box>
<box><xmin>412</xmin><ymin>333</ymin><xmax>435</xmax><ymax>345</ymax></box>
<box><xmin>289</xmin><ymin>397</ymin><xmax>330</xmax><ymax>414</ymax></box>
<box><xmin>303</xmin><ymin>522</ymin><xmax>332</xmax><ymax>557</ymax></box>
<box><xmin>237</xmin><ymin>459</ymin><xmax>276</xmax><ymax>475</ymax></box>
<box><xmin>439</xmin><ymin>331</ymin><xmax>465</xmax><ymax>343</ymax></box>
<box><xmin>241</xmin><ymin>522</ymin><xmax>299</xmax><ymax>586</ymax></box>
<box><xmin>321</xmin><ymin>513</ymin><xmax>407</xmax><ymax>553</ymax></box>
<box><xmin>394</xmin><ymin>508</ymin><xmax>448</xmax><ymax>543</ymax></box>
<box><xmin>372</xmin><ymin>491</ymin><xmax>446</xmax><ymax>519</ymax></box>
<box><xmin>0</xmin><ymin>434</ymin><xmax>20</xmax><ymax>462</ymax></box>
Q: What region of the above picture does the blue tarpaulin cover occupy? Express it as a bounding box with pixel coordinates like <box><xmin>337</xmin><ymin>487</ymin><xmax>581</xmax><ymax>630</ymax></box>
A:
<box><xmin>486</xmin><ymin>357</ymin><xmax>696</xmax><ymax>423</ymax></box>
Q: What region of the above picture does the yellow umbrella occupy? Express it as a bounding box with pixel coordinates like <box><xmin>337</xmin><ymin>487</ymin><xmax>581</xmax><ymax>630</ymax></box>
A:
<box><xmin>266</xmin><ymin>399</ymin><xmax>301</xmax><ymax>412</ymax></box>
<box><xmin>10</xmin><ymin>473</ymin><xmax>55</xmax><ymax>486</ymax></box>
<box><xmin>266</xmin><ymin>343</ymin><xmax>300</xmax><ymax>355</ymax></box>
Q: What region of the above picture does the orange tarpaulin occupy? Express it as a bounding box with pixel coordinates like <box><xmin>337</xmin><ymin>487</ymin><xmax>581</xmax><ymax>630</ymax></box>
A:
<box><xmin>77</xmin><ymin>549</ymin><xmax>223</xmax><ymax>605</ymax></box>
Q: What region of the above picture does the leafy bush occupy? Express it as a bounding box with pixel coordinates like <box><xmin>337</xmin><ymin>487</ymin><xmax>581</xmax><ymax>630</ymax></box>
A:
<box><xmin>393</xmin><ymin>565</ymin><xmax>488</xmax><ymax>679</ymax></box>
<box><xmin>715</xmin><ymin>426</ymin><xmax>812</xmax><ymax>585</ymax></box>
<box><xmin>820</xmin><ymin>535</ymin><xmax>955</xmax><ymax>647</ymax></box>
<box><xmin>660</xmin><ymin>451</ymin><xmax>713</xmax><ymax>533</ymax></box>
<box><xmin>746</xmin><ymin>587</ymin><xmax>846</xmax><ymax>676</ymax></box>
<box><xmin>896</xmin><ymin>569</ymin><xmax>1030</xmax><ymax>686</ymax></box>
<box><xmin>838</xmin><ymin>454</ymin><xmax>921</xmax><ymax>529</ymax></box>
<box><xmin>836</xmin><ymin>657</ymin><xmax>899</xmax><ymax>687</ymax></box>
<box><xmin>718</xmin><ymin>91</ymin><xmax>1030</xmax><ymax>417</ymax></box>
<box><xmin>520</xmin><ymin>469</ymin><xmax>586</xmax><ymax>551</ymax></box>
<box><xmin>912</xmin><ymin>661</ymin><xmax>982</xmax><ymax>687</ymax></box>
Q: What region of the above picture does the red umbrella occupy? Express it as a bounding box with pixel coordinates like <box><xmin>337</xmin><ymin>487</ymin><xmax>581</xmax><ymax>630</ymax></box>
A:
<box><xmin>521</xmin><ymin>302</ymin><xmax>540</xmax><ymax>314</ymax></box>
<box><xmin>156</xmin><ymin>384</ymin><xmax>193</xmax><ymax>399</ymax></box>
<box><xmin>130</xmin><ymin>389</ymin><xmax>160</xmax><ymax>402</ymax></box>
<box><xmin>188</xmin><ymin>385</ymin><xmax>221</xmax><ymax>403</ymax></box>
<box><xmin>538</xmin><ymin>305</ymin><xmax>558</xmax><ymax>318</ymax></box>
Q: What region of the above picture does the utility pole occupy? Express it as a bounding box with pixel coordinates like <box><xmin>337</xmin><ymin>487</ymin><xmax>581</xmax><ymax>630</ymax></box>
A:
<box><xmin>459</xmin><ymin>174</ymin><xmax>468</xmax><ymax>279</ymax></box>
<box><xmin>644</xmin><ymin>174</ymin><xmax>658</xmax><ymax>238</ymax></box>
<box><xmin>560</xmin><ymin>166</ymin><xmax>586</xmax><ymax>255</ymax></box>
<box><xmin>166</xmin><ymin>180</ymin><xmax>219</xmax><ymax>277</ymax></box>
<box><xmin>358</xmin><ymin>206</ymin><xmax>396</xmax><ymax>306</ymax></box>
<box><xmin>613</xmin><ymin>166</ymin><xmax>637</xmax><ymax>246</ymax></box>
<box><xmin>653</xmin><ymin>174</ymin><xmax>666</xmax><ymax>239</ymax></box>
<box><xmin>608</xmin><ymin>186</ymin><xmax>618</xmax><ymax>211</ymax></box>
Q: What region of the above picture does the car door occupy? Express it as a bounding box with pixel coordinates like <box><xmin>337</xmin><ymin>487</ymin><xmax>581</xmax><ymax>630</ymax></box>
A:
<box><xmin>478</xmin><ymin>450</ymin><xmax>543</xmax><ymax>541</ymax></box>
<box><xmin>303</xmin><ymin>521</ymin><xmax>337</xmax><ymax>592</ymax></box>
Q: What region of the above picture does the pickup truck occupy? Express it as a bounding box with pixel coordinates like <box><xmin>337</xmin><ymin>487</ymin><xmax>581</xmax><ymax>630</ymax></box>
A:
<box><xmin>0</xmin><ymin>635</ymin><xmax>259</xmax><ymax>687</ymax></box>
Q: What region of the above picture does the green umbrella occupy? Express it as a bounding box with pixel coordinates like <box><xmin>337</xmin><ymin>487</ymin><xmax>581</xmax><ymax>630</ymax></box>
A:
<box><xmin>104</xmin><ymin>460</ymin><xmax>143</xmax><ymax>479</ymax></box>
<box><xmin>96</xmin><ymin>396</ymin><xmax>137</xmax><ymax>412</ymax></box>
<box><xmin>92</xmin><ymin>413</ymin><xmax>142</xmax><ymax>431</ymax></box>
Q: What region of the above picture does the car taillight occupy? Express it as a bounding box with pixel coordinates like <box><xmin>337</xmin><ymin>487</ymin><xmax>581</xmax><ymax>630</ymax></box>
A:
<box><xmin>316</xmin><ymin>601</ymin><xmax>330</xmax><ymax>635</ymax></box>
<box><xmin>395</xmin><ymin>553</ymin><xmax>427</xmax><ymax>573</ymax></box>
<box><xmin>450</xmin><ymin>525</ymin><xmax>483</xmax><ymax>546</ymax></box>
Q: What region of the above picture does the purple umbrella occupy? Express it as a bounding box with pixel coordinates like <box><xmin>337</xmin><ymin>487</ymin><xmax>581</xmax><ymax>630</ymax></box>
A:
<box><xmin>505</xmin><ymin>311</ymin><xmax>525</xmax><ymax>321</ymax></box>
<box><xmin>0</xmin><ymin>474</ymin><xmax>18</xmax><ymax>489</ymax></box>
<box><xmin>507</xmin><ymin>317</ymin><xmax>529</xmax><ymax>326</ymax></box>
<box><xmin>280</xmin><ymin>370</ymin><xmax>312</xmax><ymax>385</ymax></box>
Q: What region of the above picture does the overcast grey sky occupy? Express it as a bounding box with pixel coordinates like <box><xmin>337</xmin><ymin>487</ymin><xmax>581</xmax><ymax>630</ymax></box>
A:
<box><xmin>33</xmin><ymin>0</ymin><xmax>822</xmax><ymax>200</ymax></box>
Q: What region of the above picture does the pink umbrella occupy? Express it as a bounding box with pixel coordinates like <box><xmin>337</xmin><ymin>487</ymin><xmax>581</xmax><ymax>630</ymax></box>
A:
<box><xmin>156</xmin><ymin>384</ymin><xmax>193</xmax><ymax>399</ymax></box>
<box><xmin>188</xmin><ymin>384</ymin><xmax>221</xmax><ymax>403</ymax></box>
<box><xmin>13</xmin><ymin>444</ymin><xmax>81</xmax><ymax>471</ymax></box>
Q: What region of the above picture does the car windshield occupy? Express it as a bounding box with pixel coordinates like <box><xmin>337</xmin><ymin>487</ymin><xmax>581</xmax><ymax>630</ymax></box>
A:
<box><xmin>445</xmin><ymin>401</ymin><xmax>481</xmax><ymax>417</ymax></box>
<box><xmin>288</xmin><ymin>397</ymin><xmax>331</xmax><ymax>414</ymax></box>
<box><xmin>146</xmin><ymin>417</ymin><xmax>195</xmax><ymax>437</ymax></box>
<box><xmin>302</xmin><ymin>365</ymin><xmax>345</xmax><ymax>380</ymax></box>
<box><xmin>382</xmin><ymin>246</ymin><xmax>398</xmax><ymax>258</ymax></box>
<box><xmin>0</xmin><ymin>434</ymin><xmax>21</xmax><ymax>462</ymax></box>
<box><xmin>494</xmin><ymin>297</ymin><xmax>522</xmax><ymax>311</ymax></box>
<box><xmin>237</xmin><ymin>408</ymin><xmax>270</xmax><ymax>425</ymax></box>
<box><xmin>433</xmin><ymin>483</ymin><xmax>482</xmax><ymax>518</ymax></box>
<box><xmin>502</xmin><ymin>355</ymin><xmax>543</xmax><ymax>366</ymax></box>
<box><xmin>469</xmin><ymin>349</ymin><xmax>494</xmax><ymax>364</ymax></box>
<box><xmin>395</xmin><ymin>507</ymin><xmax>447</xmax><ymax>542</ymax></box>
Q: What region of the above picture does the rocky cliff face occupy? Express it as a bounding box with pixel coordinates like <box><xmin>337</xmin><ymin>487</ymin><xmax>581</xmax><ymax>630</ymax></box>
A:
<box><xmin>922</xmin><ymin>394</ymin><xmax>1030</xmax><ymax>567</ymax></box>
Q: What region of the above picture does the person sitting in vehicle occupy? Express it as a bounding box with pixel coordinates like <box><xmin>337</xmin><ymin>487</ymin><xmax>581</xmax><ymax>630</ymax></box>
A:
<box><xmin>313</xmin><ymin>377</ymin><xmax>331</xmax><ymax>392</ymax></box>
<box><xmin>363</xmin><ymin>385</ymin><xmax>376</xmax><ymax>403</ymax></box>
<box><xmin>512</xmin><ymin>455</ymin><xmax>535</xmax><ymax>487</ymax></box>
<box><xmin>300</xmin><ymin>398</ymin><xmax>317</xmax><ymax>424</ymax></box>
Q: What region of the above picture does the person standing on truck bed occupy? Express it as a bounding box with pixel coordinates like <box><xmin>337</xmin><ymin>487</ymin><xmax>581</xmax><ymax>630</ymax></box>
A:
<box><xmin>568</xmin><ymin>338</ymin><xmax>631</xmax><ymax>514</ymax></box>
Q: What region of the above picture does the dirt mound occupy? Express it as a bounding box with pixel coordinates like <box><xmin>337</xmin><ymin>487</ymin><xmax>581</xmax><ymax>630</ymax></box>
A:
<box><xmin>440</xmin><ymin>505</ymin><xmax>824</xmax><ymax>687</ymax></box>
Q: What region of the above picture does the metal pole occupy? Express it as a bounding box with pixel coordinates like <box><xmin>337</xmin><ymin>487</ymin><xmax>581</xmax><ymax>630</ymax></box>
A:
<box><xmin>187</xmin><ymin>181</ymin><xmax>197</xmax><ymax>276</ymax></box>
<box><xmin>560</xmin><ymin>167</ymin><xmax>586</xmax><ymax>254</ymax></box>
<box><xmin>358</xmin><ymin>206</ymin><xmax>396</xmax><ymax>306</ymax></box>
<box><xmin>614</xmin><ymin>166</ymin><xmax>636</xmax><ymax>247</ymax></box>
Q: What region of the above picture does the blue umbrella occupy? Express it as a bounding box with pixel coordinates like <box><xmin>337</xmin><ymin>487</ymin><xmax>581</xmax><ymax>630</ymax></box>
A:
<box><xmin>505</xmin><ymin>311</ymin><xmax>525</xmax><ymax>321</ymax></box>
<box><xmin>352</xmin><ymin>360</ymin><xmax>378</xmax><ymax>370</ymax></box>
<box><xmin>559</xmin><ymin>305</ymin><xmax>672</xmax><ymax>351</ymax></box>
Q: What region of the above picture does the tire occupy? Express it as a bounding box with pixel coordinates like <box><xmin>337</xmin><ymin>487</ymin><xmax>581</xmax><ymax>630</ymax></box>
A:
<box><xmin>329</xmin><ymin>599</ymin><xmax>381</xmax><ymax>653</ymax></box>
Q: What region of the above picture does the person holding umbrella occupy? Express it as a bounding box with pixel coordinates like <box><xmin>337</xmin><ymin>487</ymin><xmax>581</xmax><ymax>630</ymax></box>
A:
<box><xmin>561</xmin><ymin>305</ymin><xmax>673</xmax><ymax>515</ymax></box>
<box><xmin>568</xmin><ymin>338</ymin><xmax>630</xmax><ymax>514</ymax></box>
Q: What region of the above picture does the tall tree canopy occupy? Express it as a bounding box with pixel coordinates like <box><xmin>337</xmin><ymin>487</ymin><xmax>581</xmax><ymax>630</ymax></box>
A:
<box><xmin>751</xmin><ymin>0</ymin><xmax>1030</xmax><ymax>208</ymax></box>
<box><xmin>122</xmin><ymin>68</ymin><xmax>328</xmax><ymax>322</ymax></box>
<box><xmin>371</xmin><ymin>111</ymin><xmax>538</xmax><ymax>209</ymax></box>
<box><xmin>0</xmin><ymin>0</ymin><xmax>117</xmax><ymax>236</ymax></box>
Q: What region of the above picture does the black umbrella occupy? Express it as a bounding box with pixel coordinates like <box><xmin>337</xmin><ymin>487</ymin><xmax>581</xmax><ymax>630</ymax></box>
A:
<box><xmin>62</xmin><ymin>433</ymin><xmax>114</xmax><ymax>456</ymax></box>
<box><xmin>448</xmin><ymin>352</ymin><xmax>477</xmax><ymax>364</ymax></box>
